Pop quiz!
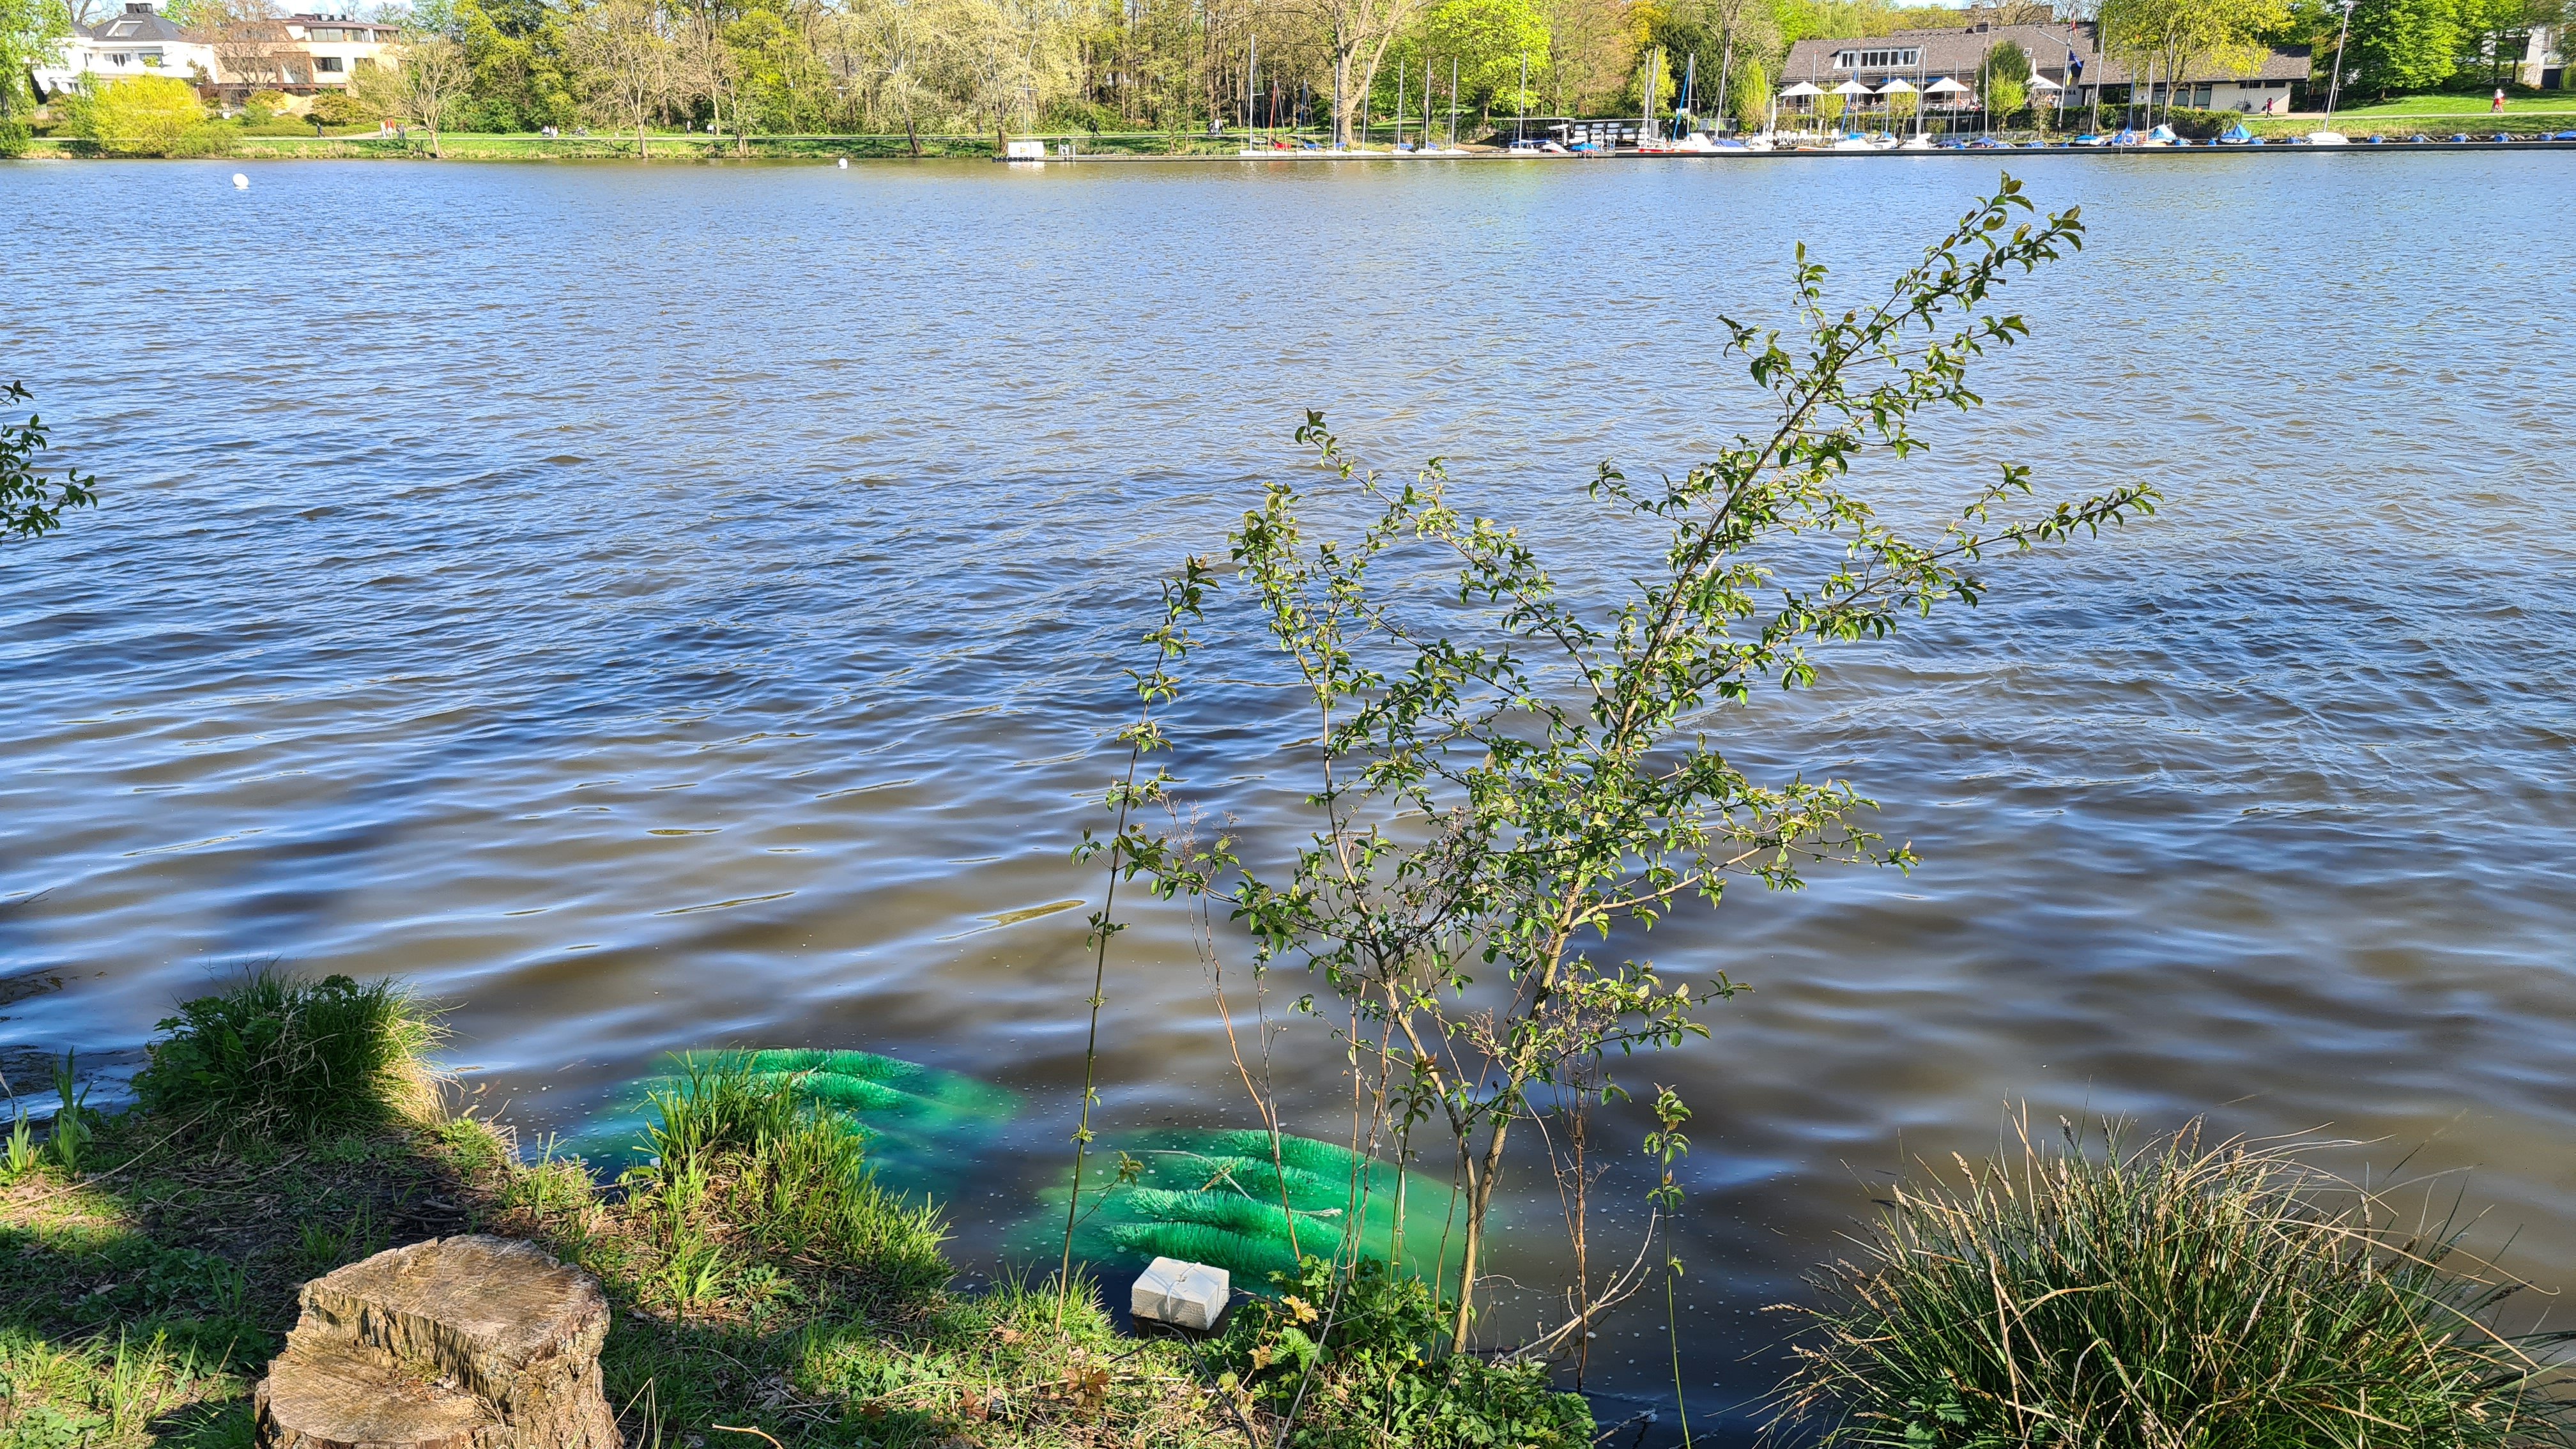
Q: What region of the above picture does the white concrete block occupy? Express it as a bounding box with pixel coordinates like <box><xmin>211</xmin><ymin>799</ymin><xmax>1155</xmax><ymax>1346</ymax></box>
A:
<box><xmin>1130</xmin><ymin>1256</ymin><xmax>1229</xmax><ymax>1331</ymax></box>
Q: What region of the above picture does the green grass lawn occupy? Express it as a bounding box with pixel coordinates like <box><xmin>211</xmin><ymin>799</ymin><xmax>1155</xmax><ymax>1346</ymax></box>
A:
<box><xmin>2332</xmin><ymin>92</ymin><xmax>2576</xmax><ymax>116</ymax></box>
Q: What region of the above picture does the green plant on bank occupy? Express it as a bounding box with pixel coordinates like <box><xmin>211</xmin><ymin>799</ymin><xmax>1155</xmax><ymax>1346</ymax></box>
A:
<box><xmin>4</xmin><ymin>1107</ymin><xmax>38</xmax><ymax>1179</ymax></box>
<box><xmin>1644</xmin><ymin>1086</ymin><xmax>1692</xmax><ymax>1441</ymax></box>
<box><xmin>1209</xmin><ymin>1255</ymin><xmax>1593</xmax><ymax>1449</ymax></box>
<box><xmin>1062</xmin><ymin>561</ymin><xmax>1205</xmax><ymax>1318</ymax></box>
<box><xmin>621</xmin><ymin>1054</ymin><xmax>953</xmax><ymax>1314</ymax></box>
<box><xmin>2</xmin><ymin>381</ymin><xmax>97</xmax><ymax>546</ymax></box>
<box><xmin>47</xmin><ymin>1054</ymin><xmax>93</xmax><ymax>1176</ymax></box>
<box><xmin>132</xmin><ymin>970</ymin><xmax>442</xmax><ymax>1146</ymax></box>
<box><xmin>1117</xmin><ymin>175</ymin><xmax>2158</xmax><ymax>1354</ymax></box>
<box><xmin>1770</xmin><ymin>1121</ymin><xmax>2576</xmax><ymax>1449</ymax></box>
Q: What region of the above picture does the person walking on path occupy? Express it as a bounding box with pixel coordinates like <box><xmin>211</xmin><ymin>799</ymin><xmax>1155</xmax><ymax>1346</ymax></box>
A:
<box><xmin>2492</xmin><ymin>88</ymin><xmax>2507</xmax><ymax>112</ymax></box>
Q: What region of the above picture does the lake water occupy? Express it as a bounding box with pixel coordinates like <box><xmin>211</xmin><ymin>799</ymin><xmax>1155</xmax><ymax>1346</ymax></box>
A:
<box><xmin>4</xmin><ymin>153</ymin><xmax>2573</xmax><ymax>1436</ymax></box>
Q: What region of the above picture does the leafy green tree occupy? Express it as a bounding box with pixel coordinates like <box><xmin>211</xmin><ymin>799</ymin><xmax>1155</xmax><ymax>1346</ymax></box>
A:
<box><xmin>2453</xmin><ymin>0</ymin><xmax>2560</xmax><ymax>84</ymax></box>
<box><xmin>1625</xmin><ymin>41</ymin><xmax>1678</xmax><ymax>114</ymax></box>
<box><xmin>1982</xmin><ymin>38</ymin><xmax>2030</xmax><ymax>121</ymax></box>
<box><xmin>1397</xmin><ymin>0</ymin><xmax>1550</xmax><ymax>116</ymax></box>
<box><xmin>2345</xmin><ymin>0</ymin><xmax>2457</xmax><ymax>94</ymax></box>
<box><xmin>457</xmin><ymin>0</ymin><xmax>577</xmax><ymax>131</ymax></box>
<box><xmin>2101</xmin><ymin>0</ymin><xmax>2289</xmax><ymax>119</ymax></box>
<box><xmin>1729</xmin><ymin>52</ymin><xmax>1768</xmax><ymax>128</ymax></box>
<box><xmin>1122</xmin><ymin>178</ymin><xmax>2158</xmax><ymax>1352</ymax></box>
<box><xmin>2</xmin><ymin>383</ymin><xmax>97</xmax><ymax>546</ymax></box>
<box><xmin>1986</xmin><ymin>36</ymin><xmax>2033</xmax><ymax>82</ymax></box>
<box><xmin>0</xmin><ymin>0</ymin><xmax>73</xmax><ymax>153</ymax></box>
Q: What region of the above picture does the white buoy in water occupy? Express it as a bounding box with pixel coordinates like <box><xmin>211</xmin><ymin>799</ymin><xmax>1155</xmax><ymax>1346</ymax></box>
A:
<box><xmin>233</xmin><ymin>172</ymin><xmax>249</xmax><ymax>189</ymax></box>
<box><xmin>836</xmin><ymin>157</ymin><xmax>848</xmax><ymax>168</ymax></box>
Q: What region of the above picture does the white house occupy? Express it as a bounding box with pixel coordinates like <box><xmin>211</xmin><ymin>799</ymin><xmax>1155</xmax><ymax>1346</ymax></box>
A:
<box><xmin>30</xmin><ymin>2</ymin><xmax>220</xmax><ymax>100</ymax></box>
<box><xmin>28</xmin><ymin>0</ymin><xmax>397</xmax><ymax>101</ymax></box>
<box><xmin>2507</xmin><ymin>25</ymin><xmax>2564</xmax><ymax>89</ymax></box>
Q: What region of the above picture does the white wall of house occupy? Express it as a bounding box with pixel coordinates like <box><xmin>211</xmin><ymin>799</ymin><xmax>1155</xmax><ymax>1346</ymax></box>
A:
<box><xmin>29</xmin><ymin>10</ymin><xmax>395</xmax><ymax>97</ymax></box>
<box><xmin>30</xmin><ymin>35</ymin><xmax>220</xmax><ymax>98</ymax></box>
<box><xmin>2509</xmin><ymin>25</ymin><xmax>2561</xmax><ymax>87</ymax></box>
<box><xmin>2195</xmin><ymin>79</ymin><xmax>2294</xmax><ymax>112</ymax></box>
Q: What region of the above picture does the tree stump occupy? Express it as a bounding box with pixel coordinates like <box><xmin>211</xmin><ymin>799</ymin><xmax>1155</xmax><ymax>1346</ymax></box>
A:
<box><xmin>256</xmin><ymin>1235</ymin><xmax>620</xmax><ymax>1449</ymax></box>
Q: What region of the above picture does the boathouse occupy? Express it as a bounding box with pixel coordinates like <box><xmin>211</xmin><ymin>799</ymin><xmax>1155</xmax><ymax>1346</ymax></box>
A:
<box><xmin>1779</xmin><ymin>22</ymin><xmax>2312</xmax><ymax>117</ymax></box>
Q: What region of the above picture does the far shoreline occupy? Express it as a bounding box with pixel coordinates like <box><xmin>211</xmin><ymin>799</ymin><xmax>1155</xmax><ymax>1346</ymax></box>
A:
<box><xmin>14</xmin><ymin>109</ymin><xmax>2576</xmax><ymax>164</ymax></box>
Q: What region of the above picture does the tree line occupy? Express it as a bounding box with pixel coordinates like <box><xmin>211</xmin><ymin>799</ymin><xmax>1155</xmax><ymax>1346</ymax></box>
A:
<box><xmin>4</xmin><ymin>0</ymin><xmax>2564</xmax><ymax>157</ymax></box>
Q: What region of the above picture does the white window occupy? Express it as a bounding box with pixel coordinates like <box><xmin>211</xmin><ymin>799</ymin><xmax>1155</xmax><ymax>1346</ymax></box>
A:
<box><xmin>1836</xmin><ymin>50</ymin><xmax>1858</xmax><ymax>67</ymax></box>
<box><xmin>316</xmin><ymin>54</ymin><xmax>344</xmax><ymax>71</ymax></box>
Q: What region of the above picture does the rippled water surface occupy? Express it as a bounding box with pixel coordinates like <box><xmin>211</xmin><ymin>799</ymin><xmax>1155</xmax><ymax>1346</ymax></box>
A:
<box><xmin>5</xmin><ymin>153</ymin><xmax>2573</xmax><ymax>1431</ymax></box>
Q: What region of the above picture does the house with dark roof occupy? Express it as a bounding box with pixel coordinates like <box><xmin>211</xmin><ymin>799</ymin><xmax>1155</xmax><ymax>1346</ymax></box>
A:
<box><xmin>1781</xmin><ymin>21</ymin><xmax>2312</xmax><ymax>117</ymax></box>
<box><xmin>29</xmin><ymin>0</ymin><xmax>398</xmax><ymax>101</ymax></box>
<box><xmin>31</xmin><ymin>1</ymin><xmax>220</xmax><ymax>98</ymax></box>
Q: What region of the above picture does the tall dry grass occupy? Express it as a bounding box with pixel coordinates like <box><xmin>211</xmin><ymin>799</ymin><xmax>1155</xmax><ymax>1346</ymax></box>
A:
<box><xmin>1771</xmin><ymin>1121</ymin><xmax>2576</xmax><ymax>1449</ymax></box>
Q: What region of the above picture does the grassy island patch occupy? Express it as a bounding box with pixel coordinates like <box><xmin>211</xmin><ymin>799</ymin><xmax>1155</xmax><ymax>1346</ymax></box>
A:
<box><xmin>2</xmin><ymin>974</ymin><xmax>1588</xmax><ymax>1449</ymax></box>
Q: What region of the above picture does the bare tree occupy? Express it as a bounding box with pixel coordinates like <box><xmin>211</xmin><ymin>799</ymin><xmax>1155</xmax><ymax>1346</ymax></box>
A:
<box><xmin>569</xmin><ymin>0</ymin><xmax>671</xmax><ymax>155</ymax></box>
<box><xmin>673</xmin><ymin>0</ymin><xmax>747</xmax><ymax>153</ymax></box>
<box><xmin>395</xmin><ymin>31</ymin><xmax>471</xmax><ymax>155</ymax></box>
<box><xmin>193</xmin><ymin>0</ymin><xmax>306</xmax><ymax>90</ymax></box>
<box><xmin>1303</xmin><ymin>0</ymin><xmax>1425</xmax><ymax>147</ymax></box>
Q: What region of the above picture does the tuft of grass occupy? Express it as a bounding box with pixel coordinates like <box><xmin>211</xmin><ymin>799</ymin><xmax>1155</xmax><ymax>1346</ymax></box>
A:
<box><xmin>132</xmin><ymin>971</ymin><xmax>442</xmax><ymax>1144</ymax></box>
<box><xmin>624</xmin><ymin>1054</ymin><xmax>953</xmax><ymax>1311</ymax></box>
<box><xmin>0</xmin><ymin>1324</ymin><xmax>245</xmax><ymax>1449</ymax></box>
<box><xmin>1770</xmin><ymin>1121</ymin><xmax>2576</xmax><ymax>1449</ymax></box>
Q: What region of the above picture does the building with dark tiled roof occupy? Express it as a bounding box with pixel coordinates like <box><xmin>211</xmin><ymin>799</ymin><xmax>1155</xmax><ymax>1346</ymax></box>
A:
<box><xmin>31</xmin><ymin>0</ymin><xmax>399</xmax><ymax>101</ymax></box>
<box><xmin>1781</xmin><ymin>21</ymin><xmax>2312</xmax><ymax>117</ymax></box>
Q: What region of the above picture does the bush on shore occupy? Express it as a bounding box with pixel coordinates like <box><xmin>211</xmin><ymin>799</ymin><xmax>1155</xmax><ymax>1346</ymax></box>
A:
<box><xmin>1213</xmin><ymin>1255</ymin><xmax>1595</xmax><ymax>1449</ymax></box>
<box><xmin>52</xmin><ymin>75</ymin><xmax>237</xmax><ymax>157</ymax></box>
<box><xmin>132</xmin><ymin>970</ymin><xmax>441</xmax><ymax>1144</ymax></box>
<box><xmin>1771</xmin><ymin>1121</ymin><xmax>2576</xmax><ymax>1449</ymax></box>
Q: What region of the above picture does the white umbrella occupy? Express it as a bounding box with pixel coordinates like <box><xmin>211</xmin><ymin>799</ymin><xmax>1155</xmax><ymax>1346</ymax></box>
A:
<box><xmin>1922</xmin><ymin>77</ymin><xmax>1972</xmax><ymax>93</ymax></box>
<box><xmin>2029</xmin><ymin>73</ymin><xmax>2064</xmax><ymax>90</ymax></box>
<box><xmin>1831</xmin><ymin>79</ymin><xmax>1873</xmax><ymax>95</ymax></box>
<box><xmin>1876</xmin><ymin>77</ymin><xmax>1919</xmax><ymax>94</ymax></box>
<box><xmin>1779</xmin><ymin>80</ymin><xmax>1823</xmax><ymax>96</ymax></box>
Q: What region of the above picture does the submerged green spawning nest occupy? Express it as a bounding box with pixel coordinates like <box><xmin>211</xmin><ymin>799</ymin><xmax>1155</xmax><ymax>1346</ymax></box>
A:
<box><xmin>1023</xmin><ymin>1128</ymin><xmax>1467</xmax><ymax>1289</ymax></box>
<box><xmin>564</xmin><ymin>1048</ymin><xmax>1020</xmax><ymax>1195</ymax></box>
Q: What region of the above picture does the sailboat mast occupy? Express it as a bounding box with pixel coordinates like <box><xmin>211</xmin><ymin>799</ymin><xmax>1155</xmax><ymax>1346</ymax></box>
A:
<box><xmin>2322</xmin><ymin>0</ymin><xmax>2353</xmax><ymax>128</ymax></box>
<box><xmin>1644</xmin><ymin>48</ymin><xmax>1656</xmax><ymax>141</ymax></box>
<box><xmin>1519</xmin><ymin>52</ymin><xmax>1528</xmax><ymax>144</ymax></box>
